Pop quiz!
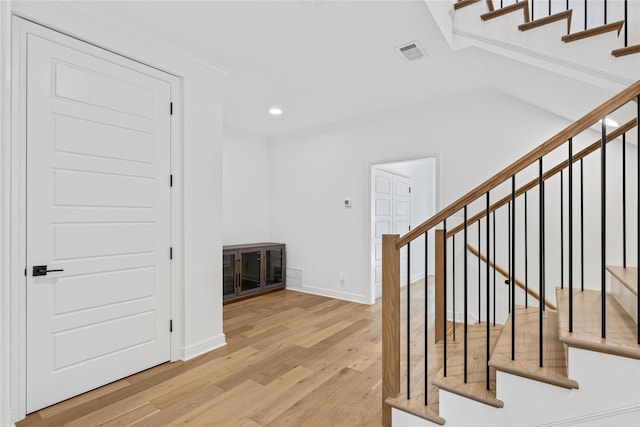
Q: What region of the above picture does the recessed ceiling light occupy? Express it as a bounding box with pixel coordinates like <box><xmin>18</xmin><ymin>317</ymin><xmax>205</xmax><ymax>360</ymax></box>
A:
<box><xmin>601</xmin><ymin>117</ymin><xmax>619</xmax><ymax>128</ymax></box>
<box><xmin>269</xmin><ymin>107</ymin><xmax>283</xmax><ymax>116</ymax></box>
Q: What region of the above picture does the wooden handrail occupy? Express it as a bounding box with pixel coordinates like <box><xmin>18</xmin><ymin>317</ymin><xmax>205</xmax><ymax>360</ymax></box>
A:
<box><xmin>466</xmin><ymin>244</ymin><xmax>557</xmax><ymax>310</ymax></box>
<box><xmin>396</xmin><ymin>80</ymin><xmax>640</xmax><ymax>249</ymax></box>
<box><xmin>447</xmin><ymin>118</ymin><xmax>637</xmax><ymax>237</ymax></box>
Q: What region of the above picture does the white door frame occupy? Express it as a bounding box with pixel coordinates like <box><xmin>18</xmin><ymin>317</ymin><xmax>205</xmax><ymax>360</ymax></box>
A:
<box><xmin>7</xmin><ymin>17</ymin><xmax>184</xmax><ymax>421</ymax></box>
<box><xmin>0</xmin><ymin>2</ymin><xmax>13</xmax><ymax>426</ymax></box>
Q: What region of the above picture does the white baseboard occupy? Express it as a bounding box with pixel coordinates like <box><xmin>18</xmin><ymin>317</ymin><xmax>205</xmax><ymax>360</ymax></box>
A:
<box><xmin>410</xmin><ymin>273</ymin><xmax>426</xmax><ymax>283</ymax></box>
<box><xmin>448</xmin><ymin>310</ymin><xmax>479</xmax><ymax>324</ymax></box>
<box><xmin>179</xmin><ymin>333</ymin><xmax>226</xmax><ymax>361</ymax></box>
<box><xmin>537</xmin><ymin>404</ymin><xmax>640</xmax><ymax>427</ymax></box>
<box><xmin>287</xmin><ymin>285</ymin><xmax>370</xmax><ymax>305</ymax></box>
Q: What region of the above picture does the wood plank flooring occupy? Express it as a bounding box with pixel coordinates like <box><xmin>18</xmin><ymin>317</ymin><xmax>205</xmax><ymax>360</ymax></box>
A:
<box><xmin>18</xmin><ymin>290</ymin><xmax>389</xmax><ymax>427</ymax></box>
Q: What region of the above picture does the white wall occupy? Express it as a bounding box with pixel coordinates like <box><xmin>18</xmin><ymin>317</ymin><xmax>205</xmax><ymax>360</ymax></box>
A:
<box><xmin>268</xmin><ymin>89</ymin><xmax>578</xmax><ymax>305</ymax></box>
<box><xmin>2</xmin><ymin>2</ymin><xmax>226</xmax><ymax>423</ymax></box>
<box><xmin>223</xmin><ymin>130</ymin><xmax>270</xmax><ymax>245</ymax></box>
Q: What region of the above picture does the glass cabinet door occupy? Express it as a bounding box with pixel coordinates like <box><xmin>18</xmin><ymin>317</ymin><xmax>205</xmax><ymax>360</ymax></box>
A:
<box><xmin>265</xmin><ymin>247</ymin><xmax>285</xmax><ymax>288</ymax></box>
<box><xmin>240</xmin><ymin>250</ymin><xmax>262</xmax><ymax>293</ymax></box>
<box><xmin>223</xmin><ymin>252</ymin><xmax>237</xmax><ymax>299</ymax></box>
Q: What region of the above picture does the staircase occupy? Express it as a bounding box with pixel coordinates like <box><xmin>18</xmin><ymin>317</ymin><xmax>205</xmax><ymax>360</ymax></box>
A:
<box><xmin>380</xmin><ymin>3</ymin><xmax>640</xmax><ymax>421</ymax></box>
<box><xmin>443</xmin><ymin>0</ymin><xmax>640</xmax><ymax>90</ymax></box>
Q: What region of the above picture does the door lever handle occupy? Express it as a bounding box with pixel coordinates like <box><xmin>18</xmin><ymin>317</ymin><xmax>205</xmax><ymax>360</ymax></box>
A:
<box><xmin>33</xmin><ymin>265</ymin><xmax>64</xmax><ymax>277</ymax></box>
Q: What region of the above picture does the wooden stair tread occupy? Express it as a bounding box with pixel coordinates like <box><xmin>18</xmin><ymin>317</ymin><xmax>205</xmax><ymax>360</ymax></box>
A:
<box><xmin>454</xmin><ymin>0</ymin><xmax>483</xmax><ymax>11</ymax></box>
<box><xmin>612</xmin><ymin>44</ymin><xmax>640</xmax><ymax>57</ymax></box>
<box><xmin>489</xmin><ymin>306</ymin><xmax>579</xmax><ymax>389</ymax></box>
<box><xmin>385</xmin><ymin>395</ymin><xmax>445</xmax><ymax>425</ymax></box>
<box><xmin>481</xmin><ymin>1</ymin><xmax>529</xmax><ymax>23</ymax></box>
<box><xmin>518</xmin><ymin>10</ymin><xmax>572</xmax><ymax>33</ymax></box>
<box><xmin>562</xmin><ymin>20</ymin><xmax>624</xmax><ymax>43</ymax></box>
<box><xmin>556</xmin><ymin>288</ymin><xmax>640</xmax><ymax>360</ymax></box>
<box><xmin>607</xmin><ymin>266</ymin><xmax>638</xmax><ymax>296</ymax></box>
<box><xmin>432</xmin><ymin>323</ymin><xmax>504</xmax><ymax>408</ymax></box>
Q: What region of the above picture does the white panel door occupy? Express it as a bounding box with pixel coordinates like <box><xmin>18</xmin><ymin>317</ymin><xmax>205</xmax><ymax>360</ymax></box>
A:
<box><xmin>373</xmin><ymin>170</ymin><xmax>411</xmax><ymax>298</ymax></box>
<box><xmin>26</xmin><ymin>33</ymin><xmax>172</xmax><ymax>412</ymax></box>
<box><xmin>374</xmin><ymin>170</ymin><xmax>393</xmax><ymax>299</ymax></box>
<box><xmin>394</xmin><ymin>176</ymin><xmax>411</xmax><ymax>287</ymax></box>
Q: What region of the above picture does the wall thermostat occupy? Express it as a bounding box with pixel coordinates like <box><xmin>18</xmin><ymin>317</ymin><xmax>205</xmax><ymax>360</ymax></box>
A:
<box><xmin>344</xmin><ymin>199</ymin><xmax>352</xmax><ymax>208</ymax></box>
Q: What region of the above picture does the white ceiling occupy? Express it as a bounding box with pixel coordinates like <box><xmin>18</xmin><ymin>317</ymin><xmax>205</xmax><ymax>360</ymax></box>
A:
<box><xmin>75</xmin><ymin>0</ymin><xmax>621</xmax><ymax>140</ymax></box>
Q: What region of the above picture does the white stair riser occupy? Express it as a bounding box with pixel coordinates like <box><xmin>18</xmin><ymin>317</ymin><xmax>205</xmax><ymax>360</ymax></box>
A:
<box><xmin>393</xmin><ymin>346</ymin><xmax>640</xmax><ymax>425</ymax></box>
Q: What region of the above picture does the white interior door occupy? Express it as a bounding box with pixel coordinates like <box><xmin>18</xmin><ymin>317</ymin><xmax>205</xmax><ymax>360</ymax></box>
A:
<box><xmin>25</xmin><ymin>32</ymin><xmax>172</xmax><ymax>412</ymax></box>
<box><xmin>373</xmin><ymin>170</ymin><xmax>410</xmax><ymax>299</ymax></box>
<box><xmin>374</xmin><ymin>170</ymin><xmax>393</xmax><ymax>299</ymax></box>
<box><xmin>394</xmin><ymin>175</ymin><xmax>411</xmax><ymax>287</ymax></box>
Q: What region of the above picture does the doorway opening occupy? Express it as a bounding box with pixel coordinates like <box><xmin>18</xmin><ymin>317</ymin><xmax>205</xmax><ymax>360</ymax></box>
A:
<box><xmin>371</xmin><ymin>158</ymin><xmax>437</xmax><ymax>300</ymax></box>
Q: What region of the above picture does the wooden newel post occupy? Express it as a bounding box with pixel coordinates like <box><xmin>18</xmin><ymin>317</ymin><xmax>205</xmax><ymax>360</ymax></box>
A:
<box><xmin>435</xmin><ymin>229</ymin><xmax>445</xmax><ymax>343</ymax></box>
<box><xmin>381</xmin><ymin>234</ymin><xmax>400</xmax><ymax>427</ymax></box>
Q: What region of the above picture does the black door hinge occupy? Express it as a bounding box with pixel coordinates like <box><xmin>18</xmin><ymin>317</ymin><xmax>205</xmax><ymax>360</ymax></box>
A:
<box><xmin>170</xmin><ymin>319</ymin><xmax>173</xmax><ymax>333</ymax></box>
<box><xmin>409</xmin><ymin>187</ymin><xmax>412</xmax><ymax>194</ymax></box>
<box><xmin>24</xmin><ymin>268</ymin><xmax>27</xmax><ymax>277</ymax></box>
<box><xmin>170</xmin><ymin>247</ymin><xmax>173</xmax><ymax>260</ymax></box>
<box><xmin>170</xmin><ymin>174</ymin><xmax>173</xmax><ymax>187</ymax></box>
<box><xmin>170</xmin><ymin>102</ymin><xmax>173</xmax><ymax>115</ymax></box>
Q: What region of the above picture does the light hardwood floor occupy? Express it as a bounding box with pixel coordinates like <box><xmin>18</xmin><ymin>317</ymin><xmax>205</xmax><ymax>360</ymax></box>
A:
<box><xmin>18</xmin><ymin>289</ymin><xmax>400</xmax><ymax>427</ymax></box>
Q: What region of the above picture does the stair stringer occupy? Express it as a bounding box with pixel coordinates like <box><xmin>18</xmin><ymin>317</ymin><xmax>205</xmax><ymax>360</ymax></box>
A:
<box><xmin>450</xmin><ymin>0</ymin><xmax>639</xmax><ymax>92</ymax></box>
<box><xmin>392</xmin><ymin>346</ymin><xmax>640</xmax><ymax>426</ymax></box>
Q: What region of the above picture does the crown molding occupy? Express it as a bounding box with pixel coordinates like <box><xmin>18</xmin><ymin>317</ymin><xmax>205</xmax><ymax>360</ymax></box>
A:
<box><xmin>63</xmin><ymin>2</ymin><xmax>231</xmax><ymax>77</ymax></box>
<box><xmin>269</xmin><ymin>87</ymin><xmax>496</xmax><ymax>143</ymax></box>
<box><xmin>223</xmin><ymin>125</ymin><xmax>268</xmax><ymax>143</ymax></box>
<box><xmin>453</xmin><ymin>28</ymin><xmax>633</xmax><ymax>90</ymax></box>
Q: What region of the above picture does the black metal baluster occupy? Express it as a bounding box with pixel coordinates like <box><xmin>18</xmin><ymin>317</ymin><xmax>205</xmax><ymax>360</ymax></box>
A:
<box><xmin>542</xmin><ymin>163</ymin><xmax>546</xmax><ymax>313</ymax></box>
<box><xmin>623</xmin><ymin>133</ymin><xmax>627</xmax><ymax>268</ymax></box>
<box><xmin>561</xmin><ymin>170</ymin><xmax>564</xmax><ymax>289</ymax></box>
<box><xmin>478</xmin><ymin>218</ymin><xmax>481</xmax><ymax>322</ymax></box>
<box><xmin>569</xmin><ymin>138</ymin><xmax>574</xmax><ymax>333</ymax></box>
<box><xmin>453</xmin><ymin>234</ymin><xmax>456</xmax><ymax>341</ymax></box>
<box><xmin>624</xmin><ymin>0</ymin><xmax>628</xmax><ymax>46</ymax></box>
<box><xmin>407</xmin><ymin>240</ymin><xmax>411</xmax><ymax>398</ymax></box>
<box><xmin>548</xmin><ymin>0</ymin><xmax>551</xmax><ymax>16</ymax></box>
<box><xmin>525</xmin><ymin>192</ymin><xmax>528</xmax><ymax>308</ymax></box>
<box><xmin>584</xmin><ymin>0</ymin><xmax>587</xmax><ymax>30</ymax></box>
<box><xmin>581</xmin><ymin>158</ymin><xmax>585</xmax><ymax>292</ymax></box>
<box><xmin>539</xmin><ymin>157</ymin><xmax>545</xmax><ymax>367</ymax></box>
<box><xmin>532</xmin><ymin>0</ymin><xmax>535</xmax><ymax>21</ymax></box>
<box><xmin>493</xmin><ymin>211</ymin><xmax>496</xmax><ymax>326</ymax></box>
<box><xmin>486</xmin><ymin>192</ymin><xmax>491</xmax><ymax>390</ymax></box>
<box><xmin>508</xmin><ymin>201</ymin><xmax>512</xmax><ymax>314</ymax></box>
<box><xmin>464</xmin><ymin>207</ymin><xmax>468</xmax><ymax>384</ymax></box>
<box><xmin>601</xmin><ymin>118</ymin><xmax>607</xmax><ymax>339</ymax></box>
<box><xmin>604</xmin><ymin>0</ymin><xmax>607</xmax><ymax>24</ymax></box>
<box><xmin>443</xmin><ymin>219</ymin><xmax>448</xmax><ymax>377</ymax></box>
<box><xmin>511</xmin><ymin>175</ymin><xmax>516</xmax><ymax>361</ymax></box>
<box><xmin>425</xmin><ymin>231</ymin><xmax>429</xmax><ymax>406</ymax></box>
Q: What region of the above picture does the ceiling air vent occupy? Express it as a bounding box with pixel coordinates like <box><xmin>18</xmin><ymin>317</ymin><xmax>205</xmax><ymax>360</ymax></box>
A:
<box><xmin>396</xmin><ymin>41</ymin><xmax>426</xmax><ymax>62</ymax></box>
